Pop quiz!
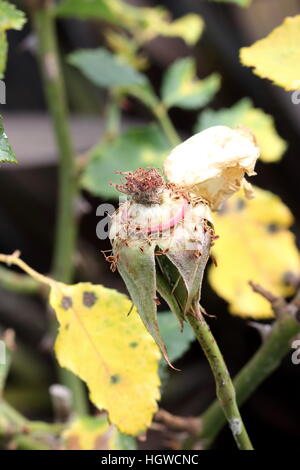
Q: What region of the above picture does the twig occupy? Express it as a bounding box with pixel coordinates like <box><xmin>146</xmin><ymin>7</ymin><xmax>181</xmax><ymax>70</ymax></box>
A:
<box><xmin>155</xmin><ymin>409</ymin><xmax>200</xmax><ymax>435</ymax></box>
<box><xmin>0</xmin><ymin>399</ymin><xmax>65</xmax><ymax>450</ymax></box>
<box><xmin>248</xmin><ymin>281</ymin><xmax>279</xmax><ymax>304</ymax></box>
<box><xmin>249</xmin><ymin>280</ymin><xmax>287</xmax><ymax>316</ymax></box>
<box><xmin>32</xmin><ymin>2</ymin><xmax>77</xmax><ymax>283</ymax></box>
<box><xmin>0</xmin><ymin>266</ymin><xmax>39</xmax><ymax>294</ymax></box>
<box><xmin>152</xmin><ymin>103</ymin><xmax>181</xmax><ymax>147</ymax></box>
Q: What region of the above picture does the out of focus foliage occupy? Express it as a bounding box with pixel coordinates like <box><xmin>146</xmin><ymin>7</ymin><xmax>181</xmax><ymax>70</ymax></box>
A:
<box><xmin>0</xmin><ymin>0</ymin><xmax>26</xmax><ymax>78</ymax></box>
<box><xmin>161</xmin><ymin>57</ymin><xmax>221</xmax><ymax>110</ymax></box>
<box><xmin>210</xmin><ymin>188</ymin><xmax>300</xmax><ymax>318</ymax></box>
<box><xmin>63</xmin><ymin>415</ymin><xmax>136</xmax><ymax>450</ymax></box>
<box><xmin>0</xmin><ymin>118</ymin><xmax>17</xmax><ymax>163</ymax></box>
<box><xmin>56</xmin><ymin>0</ymin><xmax>204</xmax><ymax>46</ymax></box>
<box><xmin>81</xmin><ymin>124</ymin><xmax>170</xmax><ymax>198</ymax></box>
<box><xmin>195</xmin><ymin>98</ymin><xmax>287</xmax><ymax>163</ymax></box>
<box><xmin>240</xmin><ymin>15</ymin><xmax>300</xmax><ymax>91</ymax></box>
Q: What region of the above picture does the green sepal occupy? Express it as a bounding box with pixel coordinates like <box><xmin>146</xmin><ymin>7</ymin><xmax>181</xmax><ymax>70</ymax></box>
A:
<box><xmin>166</xmin><ymin>234</ymin><xmax>211</xmax><ymax>313</ymax></box>
<box><xmin>113</xmin><ymin>240</ymin><xmax>175</xmax><ymax>369</ymax></box>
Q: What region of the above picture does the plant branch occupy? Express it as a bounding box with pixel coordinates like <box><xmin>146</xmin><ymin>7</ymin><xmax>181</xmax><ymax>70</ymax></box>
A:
<box><xmin>29</xmin><ymin>0</ymin><xmax>88</xmax><ymax>414</ymax></box>
<box><xmin>0</xmin><ymin>266</ymin><xmax>39</xmax><ymax>294</ymax></box>
<box><xmin>186</xmin><ymin>282</ymin><xmax>300</xmax><ymax>448</ymax></box>
<box><xmin>0</xmin><ymin>399</ymin><xmax>65</xmax><ymax>450</ymax></box>
<box><xmin>32</xmin><ymin>1</ymin><xmax>77</xmax><ymax>283</ymax></box>
<box><xmin>152</xmin><ymin>103</ymin><xmax>181</xmax><ymax>147</ymax></box>
<box><xmin>187</xmin><ymin>303</ymin><xmax>253</xmax><ymax>450</ymax></box>
<box><xmin>156</xmin><ymin>250</ymin><xmax>253</xmax><ymax>450</ymax></box>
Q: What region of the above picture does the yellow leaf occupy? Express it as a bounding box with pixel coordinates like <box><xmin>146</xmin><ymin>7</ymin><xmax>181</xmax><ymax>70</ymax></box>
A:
<box><xmin>240</xmin><ymin>15</ymin><xmax>300</xmax><ymax>90</ymax></box>
<box><xmin>105</xmin><ymin>30</ymin><xmax>148</xmax><ymax>71</ymax></box>
<box><xmin>50</xmin><ymin>282</ymin><xmax>161</xmax><ymax>435</ymax></box>
<box><xmin>209</xmin><ymin>187</ymin><xmax>300</xmax><ymax>318</ymax></box>
<box><xmin>63</xmin><ymin>415</ymin><xmax>136</xmax><ymax>450</ymax></box>
<box><xmin>159</xmin><ymin>13</ymin><xmax>204</xmax><ymax>46</ymax></box>
<box><xmin>128</xmin><ymin>8</ymin><xmax>204</xmax><ymax>45</ymax></box>
<box><xmin>242</xmin><ymin>107</ymin><xmax>287</xmax><ymax>162</ymax></box>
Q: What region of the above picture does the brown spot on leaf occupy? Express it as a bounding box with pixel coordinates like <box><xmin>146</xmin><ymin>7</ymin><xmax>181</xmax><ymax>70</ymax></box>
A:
<box><xmin>267</xmin><ymin>223</ymin><xmax>279</xmax><ymax>233</ymax></box>
<box><xmin>110</xmin><ymin>374</ymin><xmax>121</xmax><ymax>384</ymax></box>
<box><xmin>61</xmin><ymin>296</ymin><xmax>73</xmax><ymax>310</ymax></box>
<box><xmin>83</xmin><ymin>291</ymin><xmax>97</xmax><ymax>308</ymax></box>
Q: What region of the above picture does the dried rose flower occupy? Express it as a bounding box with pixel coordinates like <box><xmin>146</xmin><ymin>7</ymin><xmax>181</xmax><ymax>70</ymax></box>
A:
<box><xmin>164</xmin><ymin>125</ymin><xmax>260</xmax><ymax>210</ymax></box>
<box><xmin>109</xmin><ymin>126</ymin><xmax>260</xmax><ymax>366</ymax></box>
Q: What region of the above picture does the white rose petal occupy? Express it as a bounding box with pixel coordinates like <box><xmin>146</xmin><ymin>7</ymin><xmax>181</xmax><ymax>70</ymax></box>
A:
<box><xmin>164</xmin><ymin>125</ymin><xmax>260</xmax><ymax>210</ymax></box>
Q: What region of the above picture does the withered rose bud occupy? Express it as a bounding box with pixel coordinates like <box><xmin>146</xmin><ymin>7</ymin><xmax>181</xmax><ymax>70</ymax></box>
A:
<box><xmin>108</xmin><ymin>127</ymin><xmax>259</xmax><ymax>366</ymax></box>
<box><xmin>109</xmin><ymin>168</ymin><xmax>213</xmax><ymax>367</ymax></box>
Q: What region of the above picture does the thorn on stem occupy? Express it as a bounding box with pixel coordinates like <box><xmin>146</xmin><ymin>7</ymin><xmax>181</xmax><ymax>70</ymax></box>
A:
<box><xmin>248</xmin><ymin>281</ymin><xmax>279</xmax><ymax>304</ymax></box>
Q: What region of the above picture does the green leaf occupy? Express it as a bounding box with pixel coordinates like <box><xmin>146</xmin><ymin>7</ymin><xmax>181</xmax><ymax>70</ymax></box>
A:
<box><xmin>68</xmin><ymin>48</ymin><xmax>147</xmax><ymax>88</ymax></box>
<box><xmin>0</xmin><ymin>1</ymin><xmax>26</xmax><ymax>80</ymax></box>
<box><xmin>56</xmin><ymin>0</ymin><xmax>118</xmax><ymax>22</ymax></box>
<box><xmin>152</xmin><ymin>13</ymin><xmax>204</xmax><ymax>46</ymax></box>
<box><xmin>161</xmin><ymin>57</ymin><xmax>220</xmax><ymax>109</ymax></box>
<box><xmin>0</xmin><ymin>0</ymin><xmax>26</xmax><ymax>32</ymax></box>
<box><xmin>125</xmin><ymin>82</ymin><xmax>160</xmax><ymax>110</ymax></box>
<box><xmin>0</xmin><ymin>31</ymin><xmax>7</xmax><ymax>79</ymax></box>
<box><xmin>0</xmin><ymin>118</ymin><xmax>17</xmax><ymax>163</ymax></box>
<box><xmin>209</xmin><ymin>0</ymin><xmax>251</xmax><ymax>7</ymax></box>
<box><xmin>56</xmin><ymin>1</ymin><xmax>203</xmax><ymax>45</ymax></box>
<box><xmin>158</xmin><ymin>312</ymin><xmax>194</xmax><ymax>363</ymax></box>
<box><xmin>81</xmin><ymin>124</ymin><xmax>170</xmax><ymax>198</ymax></box>
<box><xmin>195</xmin><ymin>98</ymin><xmax>287</xmax><ymax>162</ymax></box>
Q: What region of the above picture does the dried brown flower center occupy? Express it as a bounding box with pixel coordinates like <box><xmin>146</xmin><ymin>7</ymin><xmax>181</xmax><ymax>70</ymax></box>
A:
<box><xmin>112</xmin><ymin>168</ymin><xmax>165</xmax><ymax>205</ymax></box>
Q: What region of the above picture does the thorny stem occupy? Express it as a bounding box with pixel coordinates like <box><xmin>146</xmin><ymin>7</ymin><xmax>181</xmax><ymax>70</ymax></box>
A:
<box><xmin>187</xmin><ymin>302</ymin><xmax>253</xmax><ymax>450</ymax></box>
<box><xmin>157</xmin><ymin>254</ymin><xmax>253</xmax><ymax>450</ymax></box>
<box><xmin>20</xmin><ymin>1</ymin><xmax>88</xmax><ymax>414</ymax></box>
<box><xmin>186</xmin><ymin>289</ymin><xmax>300</xmax><ymax>448</ymax></box>
<box><xmin>32</xmin><ymin>2</ymin><xmax>77</xmax><ymax>283</ymax></box>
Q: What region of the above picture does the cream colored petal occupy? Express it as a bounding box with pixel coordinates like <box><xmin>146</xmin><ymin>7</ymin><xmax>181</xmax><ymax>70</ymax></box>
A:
<box><xmin>164</xmin><ymin>125</ymin><xmax>260</xmax><ymax>210</ymax></box>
